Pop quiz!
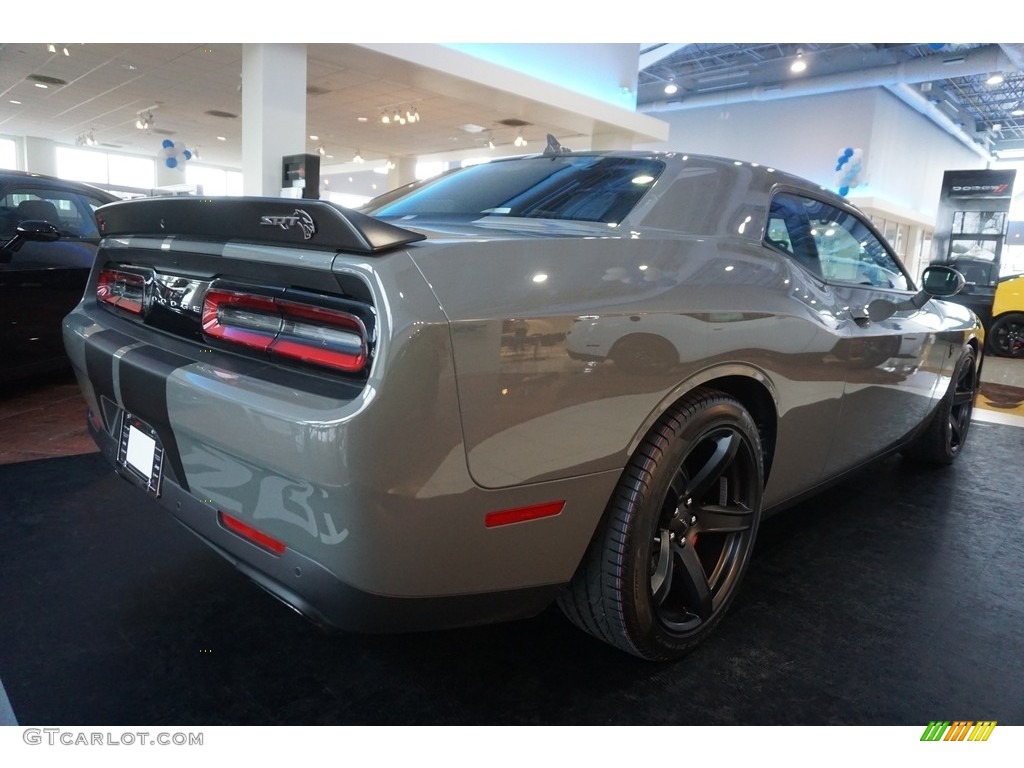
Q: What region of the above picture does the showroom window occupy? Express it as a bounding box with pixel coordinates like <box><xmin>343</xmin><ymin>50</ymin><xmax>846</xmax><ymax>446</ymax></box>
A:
<box><xmin>185</xmin><ymin>164</ymin><xmax>243</xmax><ymax>196</ymax></box>
<box><xmin>56</xmin><ymin>147</ymin><xmax>156</xmax><ymax>189</ymax></box>
<box><xmin>0</xmin><ymin>138</ymin><xmax>16</xmax><ymax>170</ymax></box>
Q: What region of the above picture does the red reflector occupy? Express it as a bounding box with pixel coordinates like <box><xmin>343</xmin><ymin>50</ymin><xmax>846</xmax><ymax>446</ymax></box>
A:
<box><xmin>485</xmin><ymin>500</ymin><xmax>565</xmax><ymax>528</ymax></box>
<box><xmin>219</xmin><ymin>512</ymin><xmax>286</xmax><ymax>555</ymax></box>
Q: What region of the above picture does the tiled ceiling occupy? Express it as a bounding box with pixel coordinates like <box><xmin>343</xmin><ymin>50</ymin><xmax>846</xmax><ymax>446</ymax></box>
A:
<box><xmin>637</xmin><ymin>43</ymin><xmax>1024</xmax><ymax>157</ymax></box>
<box><xmin>2</xmin><ymin>42</ymin><xmax>1024</xmax><ymax>174</ymax></box>
<box><xmin>0</xmin><ymin>43</ymin><xmax>596</xmax><ymax>169</ymax></box>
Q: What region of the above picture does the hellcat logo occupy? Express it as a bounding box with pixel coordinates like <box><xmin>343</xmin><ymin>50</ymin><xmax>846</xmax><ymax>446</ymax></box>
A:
<box><xmin>259</xmin><ymin>209</ymin><xmax>316</xmax><ymax>240</ymax></box>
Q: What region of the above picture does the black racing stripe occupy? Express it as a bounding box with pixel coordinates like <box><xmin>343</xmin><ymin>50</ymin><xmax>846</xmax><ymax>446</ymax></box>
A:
<box><xmin>117</xmin><ymin>345</ymin><xmax>193</xmax><ymax>490</ymax></box>
<box><xmin>83</xmin><ymin>328</ymin><xmax>139</xmax><ymax>430</ymax></box>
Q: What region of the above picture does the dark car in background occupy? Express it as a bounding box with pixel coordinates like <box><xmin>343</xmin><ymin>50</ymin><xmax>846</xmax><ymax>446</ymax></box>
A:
<box><xmin>0</xmin><ymin>171</ymin><xmax>118</xmax><ymax>382</ymax></box>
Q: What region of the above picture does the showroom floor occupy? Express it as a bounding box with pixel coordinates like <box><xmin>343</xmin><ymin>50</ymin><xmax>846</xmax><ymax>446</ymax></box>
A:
<box><xmin>0</xmin><ymin>361</ymin><xmax>1022</xmax><ymax>725</ymax></box>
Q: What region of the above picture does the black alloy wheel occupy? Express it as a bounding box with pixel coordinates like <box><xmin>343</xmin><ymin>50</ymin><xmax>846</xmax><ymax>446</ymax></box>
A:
<box><xmin>946</xmin><ymin>347</ymin><xmax>978</xmax><ymax>455</ymax></box>
<box><xmin>989</xmin><ymin>313</ymin><xmax>1024</xmax><ymax>358</ymax></box>
<box><xmin>559</xmin><ymin>388</ymin><xmax>764</xmax><ymax>661</ymax></box>
<box><xmin>906</xmin><ymin>344</ymin><xmax>978</xmax><ymax>464</ymax></box>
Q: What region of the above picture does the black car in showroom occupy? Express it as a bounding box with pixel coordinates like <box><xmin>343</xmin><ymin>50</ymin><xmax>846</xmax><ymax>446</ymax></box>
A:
<box><xmin>0</xmin><ymin>170</ymin><xmax>118</xmax><ymax>382</ymax></box>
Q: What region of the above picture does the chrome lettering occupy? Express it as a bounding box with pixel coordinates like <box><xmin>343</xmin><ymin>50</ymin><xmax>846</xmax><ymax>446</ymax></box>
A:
<box><xmin>258</xmin><ymin>209</ymin><xmax>316</xmax><ymax>240</ymax></box>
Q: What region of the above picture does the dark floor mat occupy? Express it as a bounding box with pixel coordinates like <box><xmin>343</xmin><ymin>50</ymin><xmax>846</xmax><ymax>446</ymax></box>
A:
<box><xmin>1</xmin><ymin>424</ymin><xmax>1022</xmax><ymax>725</ymax></box>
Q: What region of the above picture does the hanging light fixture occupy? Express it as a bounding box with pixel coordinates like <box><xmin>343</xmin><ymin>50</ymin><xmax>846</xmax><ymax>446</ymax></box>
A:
<box><xmin>514</xmin><ymin>133</ymin><xmax>528</xmax><ymax>147</ymax></box>
<box><xmin>790</xmin><ymin>48</ymin><xmax>807</xmax><ymax>73</ymax></box>
<box><xmin>353</xmin><ymin>151</ymin><xmax>364</xmax><ymax>163</ymax></box>
<box><xmin>381</xmin><ymin>104</ymin><xmax>421</xmax><ymax>126</ymax></box>
<box><xmin>664</xmin><ymin>81</ymin><xmax>678</xmax><ymax>95</ymax></box>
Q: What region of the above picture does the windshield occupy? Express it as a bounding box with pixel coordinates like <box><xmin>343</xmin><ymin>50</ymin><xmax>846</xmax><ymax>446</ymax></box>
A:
<box><xmin>364</xmin><ymin>155</ymin><xmax>665</xmax><ymax>225</ymax></box>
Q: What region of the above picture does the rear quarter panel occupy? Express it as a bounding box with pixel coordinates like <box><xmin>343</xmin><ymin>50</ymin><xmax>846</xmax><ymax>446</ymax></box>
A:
<box><xmin>409</xmin><ymin>231</ymin><xmax>852</xmax><ymax>508</ymax></box>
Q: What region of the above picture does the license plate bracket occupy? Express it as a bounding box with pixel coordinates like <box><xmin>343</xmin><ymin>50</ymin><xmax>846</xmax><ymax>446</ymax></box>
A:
<box><xmin>116</xmin><ymin>412</ymin><xmax>164</xmax><ymax>496</ymax></box>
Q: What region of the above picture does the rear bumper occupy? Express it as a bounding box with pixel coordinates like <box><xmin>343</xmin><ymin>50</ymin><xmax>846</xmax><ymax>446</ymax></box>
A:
<box><xmin>90</xmin><ymin>416</ymin><xmax>558</xmax><ymax>632</ymax></box>
<box><xmin>64</xmin><ymin>302</ymin><xmax>618</xmax><ymax>633</ymax></box>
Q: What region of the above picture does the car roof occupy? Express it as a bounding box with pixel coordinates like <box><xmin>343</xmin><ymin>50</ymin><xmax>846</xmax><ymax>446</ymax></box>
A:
<box><xmin>0</xmin><ymin>169</ymin><xmax>119</xmax><ymax>201</ymax></box>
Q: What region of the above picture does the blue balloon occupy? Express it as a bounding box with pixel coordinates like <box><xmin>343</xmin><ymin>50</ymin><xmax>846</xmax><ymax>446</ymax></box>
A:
<box><xmin>183</xmin><ymin>150</ymin><xmax>192</xmax><ymax>161</ymax></box>
<box><xmin>165</xmin><ymin>157</ymin><xmax>177</xmax><ymax>168</ymax></box>
<box><xmin>839</xmin><ymin>185</ymin><xmax>850</xmax><ymax>196</ymax></box>
<box><xmin>843</xmin><ymin>148</ymin><xmax>854</xmax><ymax>158</ymax></box>
<box><xmin>162</xmin><ymin>139</ymin><xmax>174</xmax><ymax>149</ymax></box>
<box><xmin>835</xmin><ymin>163</ymin><xmax>844</xmax><ymax>171</ymax></box>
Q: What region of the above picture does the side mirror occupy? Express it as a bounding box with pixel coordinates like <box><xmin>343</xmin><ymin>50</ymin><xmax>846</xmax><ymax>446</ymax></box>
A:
<box><xmin>865</xmin><ymin>265</ymin><xmax>967</xmax><ymax>322</ymax></box>
<box><xmin>919</xmin><ymin>265</ymin><xmax>966</xmax><ymax>298</ymax></box>
<box><xmin>0</xmin><ymin>220</ymin><xmax>61</xmax><ymax>263</ymax></box>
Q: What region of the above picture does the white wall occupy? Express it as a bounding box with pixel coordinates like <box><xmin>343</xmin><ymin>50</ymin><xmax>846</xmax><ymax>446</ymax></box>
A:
<box><xmin>445</xmin><ymin>44</ymin><xmax>640</xmax><ymax>109</ymax></box>
<box><xmin>638</xmin><ymin>88</ymin><xmax>987</xmax><ymax>222</ymax></box>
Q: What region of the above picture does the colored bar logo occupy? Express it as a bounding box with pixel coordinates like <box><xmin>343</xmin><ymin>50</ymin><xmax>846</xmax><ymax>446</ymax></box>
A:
<box><xmin>921</xmin><ymin>721</ymin><xmax>997</xmax><ymax>741</ymax></box>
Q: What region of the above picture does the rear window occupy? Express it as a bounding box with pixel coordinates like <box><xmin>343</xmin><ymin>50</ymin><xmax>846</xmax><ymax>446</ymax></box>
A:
<box><xmin>364</xmin><ymin>155</ymin><xmax>665</xmax><ymax>225</ymax></box>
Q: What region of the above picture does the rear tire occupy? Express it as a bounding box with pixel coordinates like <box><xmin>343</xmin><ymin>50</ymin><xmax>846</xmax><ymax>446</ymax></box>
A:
<box><xmin>905</xmin><ymin>345</ymin><xmax>978</xmax><ymax>464</ymax></box>
<box><xmin>558</xmin><ymin>388</ymin><xmax>764</xmax><ymax>661</ymax></box>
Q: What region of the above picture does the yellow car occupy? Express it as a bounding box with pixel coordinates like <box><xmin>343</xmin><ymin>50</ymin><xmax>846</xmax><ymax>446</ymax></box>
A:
<box><xmin>990</xmin><ymin>274</ymin><xmax>1024</xmax><ymax>357</ymax></box>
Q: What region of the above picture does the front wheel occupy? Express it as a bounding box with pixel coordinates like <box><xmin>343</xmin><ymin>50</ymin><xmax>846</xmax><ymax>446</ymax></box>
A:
<box><xmin>988</xmin><ymin>313</ymin><xmax>1024</xmax><ymax>358</ymax></box>
<box><xmin>558</xmin><ymin>388</ymin><xmax>764</xmax><ymax>661</ymax></box>
<box><xmin>905</xmin><ymin>344</ymin><xmax>979</xmax><ymax>464</ymax></box>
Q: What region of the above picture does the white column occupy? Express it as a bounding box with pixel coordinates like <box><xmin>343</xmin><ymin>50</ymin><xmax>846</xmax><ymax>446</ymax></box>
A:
<box><xmin>23</xmin><ymin>137</ymin><xmax>57</xmax><ymax>176</ymax></box>
<box><xmin>241</xmin><ymin>44</ymin><xmax>307</xmax><ymax>197</ymax></box>
<box><xmin>389</xmin><ymin>156</ymin><xmax>417</xmax><ymax>190</ymax></box>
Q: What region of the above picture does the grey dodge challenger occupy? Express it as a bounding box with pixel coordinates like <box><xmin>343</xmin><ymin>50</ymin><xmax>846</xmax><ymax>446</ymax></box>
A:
<box><xmin>61</xmin><ymin>150</ymin><xmax>983</xmax><ymax>660</ymax></box>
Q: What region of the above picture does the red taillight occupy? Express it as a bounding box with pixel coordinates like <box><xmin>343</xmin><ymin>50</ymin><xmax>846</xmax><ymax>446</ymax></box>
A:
<box><xmin>219</xmin><ymin>512</ymin><xmax>286</xmax><ymax>555</ymax></box>
<box><xmin>97</xmin><ymin>267</ymin><xmax>145</xmax><ymax>315</ymax></box>
<box><xmin>203</xmin><ymin>288</ymin><xmax>367</xmax><ymax>373</ymax></box>
<box><xmin>485</xmin><ymin>501</ymin><xmax>565</xmax><ymax>528</ymax></box>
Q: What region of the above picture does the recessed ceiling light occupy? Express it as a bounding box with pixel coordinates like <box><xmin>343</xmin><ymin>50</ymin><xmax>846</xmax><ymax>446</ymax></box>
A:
<box><xmin>357</xmin><ymin>116</ymin><xmax>368</xmax><ymax>122</ymax></box>
<box><xmin>34</xmin><ymin>83</ymin><xmax>48</xmax><ymax>89</ymax></box>
<box><xmin>10</xmin><ymin>100</ymin><xmax>21</xmax><ymax>105</ymax></box>
<box><xmin>216</xmin><ymin>136</ymin><xmax>227</xmax><ymax>141</ymax></box>
<box><xmin>309</xmin><ymin>134</ymin><xmax>319</xmax><ymax>141</ymax></box>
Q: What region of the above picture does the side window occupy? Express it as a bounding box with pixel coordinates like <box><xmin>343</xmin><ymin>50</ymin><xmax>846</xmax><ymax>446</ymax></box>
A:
<box><xmin>0</xmin><ymin>188</ymin><xmax>100</xmax><ymax>240</ymax></box>
<box><xmin>766</xmin><ymin>192</ymin><xmax>908</xmax><ymax>290</ymax></box>
<box><xmin>765</xmin><ymin>193</ymin><xmax>822</xmax><ymax>275</ymax></box>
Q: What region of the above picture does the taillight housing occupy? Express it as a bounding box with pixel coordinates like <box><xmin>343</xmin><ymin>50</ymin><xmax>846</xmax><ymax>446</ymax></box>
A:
<box><xmin>202</xmin><ymin>285</ymin><xmax>369</xmax><ymax>373</ymax></box>
<box><xmin>97</xmin><ymin>266</ymin><xmax>146</xmax><ymax>315</ymax></box>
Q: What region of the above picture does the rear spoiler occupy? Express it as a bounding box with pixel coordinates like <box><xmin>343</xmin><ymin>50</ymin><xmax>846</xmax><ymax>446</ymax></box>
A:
<box><xmin>95</xmin><ymin>197</ymin><xmax>426</xmax><ymax>254</ymax></box>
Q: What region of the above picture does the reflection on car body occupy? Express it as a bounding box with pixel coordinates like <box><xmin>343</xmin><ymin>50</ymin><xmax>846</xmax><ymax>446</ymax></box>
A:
<box><xmin>64</xmin><ymin>150</ymin><xmax>983</xmax><ymax>660</ymax></box>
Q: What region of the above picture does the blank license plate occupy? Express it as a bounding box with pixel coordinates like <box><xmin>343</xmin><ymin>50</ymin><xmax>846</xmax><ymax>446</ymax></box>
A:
<box><xmin>117</xmin><ymin>413</ymin><xmax>164</xmax><ymax>496</ymax></box>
